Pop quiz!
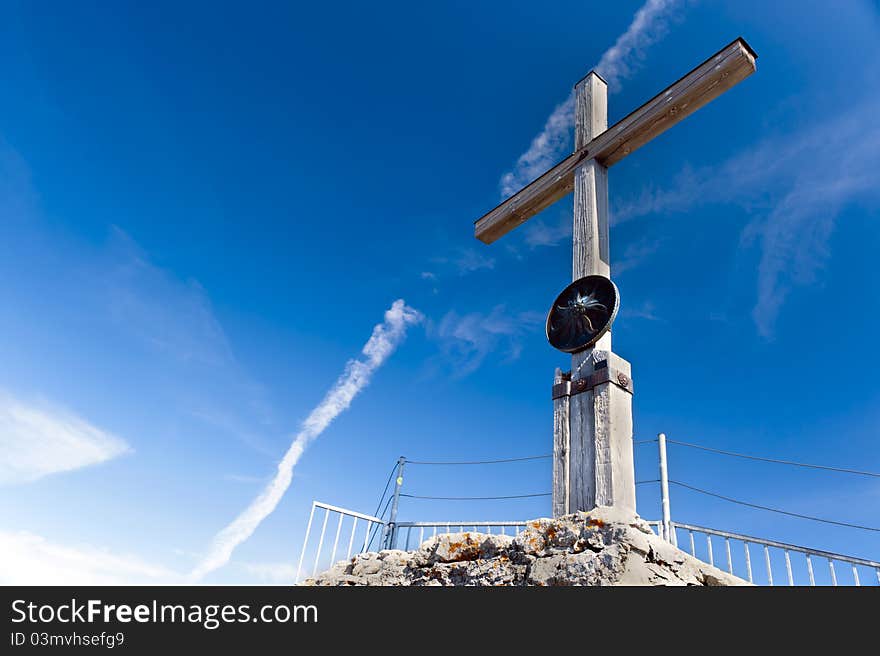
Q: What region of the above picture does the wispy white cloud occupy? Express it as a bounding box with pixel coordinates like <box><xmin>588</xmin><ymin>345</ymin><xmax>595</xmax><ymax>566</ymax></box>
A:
<box><xmin>499</xmin><ymin>94</ymin><xmax>577</xmax><ymax>199</ymax></box>
<box><xmin>241</xmin><ymin>561</ymin><xmax>298</xmax><ymax>584</ymax></box>
<box><xmin>613</xmin><ymin>97</ymin><xmax>880</xmax><ymax>337</ymax></box>
<box><xmin>620</xmin><ymin>301</ymin><xmax>662</xmax><ymax>321</ymax></box>
<box><xmin>614</xmin><ymin>236</ymin><xmax>663</xmax><ymax>274</ymax></box>
<box><xmin>595</xmin><ymin>0</ymin><xmax>686</xmax><ymax>93</ymax></box>
<box><xmin>452</xmin><ymin>249</ymin><xmax>495</xmax><ymax>275</ymax></box>
<box><xmin>99</xmin><ymin>228</ymin><xmax>280</xmax><ymax>452</ymax></box>
<box><xmin>187</xmin><ymin>408</ymin><xmax>277</xmax><ymax>458</ymax></box>
<box><xmin>0</xmin><ymin>146</ymin><xmax>236</xmax><ymax>376</ymax></box>
<box><xmin>103</xmin><ymin>228</ymin><xmax>234</xmax><ymax>367</ymax></box>
<box><xmin>0</xmin><ymin>528</ymin><xmax>337</xmax><ymax>585</ymax></box>
<box><xmin>429</xmin><ymin>249</ymin><xmax>496</xmax><ymax>278</ymax></box>
<box><xmin>430</xmin><ymin>306</ymin><xmax>544</xmax><ymax>376</ymax></box>
<box><xmin>499</xmin><ymin>0</ymin><xmax>687</xmax><ymax>198</ymax></box>
<box><xmin>190</xmin><ymin>300</ymin><xmax>422</xmax><ymax>581</ymax></box>
<box><xmin>0</xmin><ymin>530</ymin><xmax>175</xmax><ymax>585</ymax></box>
<box><xmin>523</xmin><ymin>213</ymin><xmax>573</xmax><ymax>249</ymax></box>
<box><xmin>747</xmin><ymin>152</ymin><xmax>878</xmax><ymax>338</ymax></box>
<box><xmin>0</xmin><ymin>394</ymin><xmax>131</xmax><ymax>485</ymax></box>
<box><xmin>519</xmin><ymin>214</ymin><xmax>661</xmax><ymax>273</ymax></box>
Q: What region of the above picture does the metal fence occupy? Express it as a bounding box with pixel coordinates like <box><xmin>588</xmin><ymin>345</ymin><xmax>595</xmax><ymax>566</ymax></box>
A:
<box><xmin>405</xmin><ymin>518</ymin><xmax>880</xmax><ymax>587</ymax></box>
<box><xmin>666</xmin><ymin>522</ymin><xmax>880</xmax><ymax>586</ymax></box>
<box><xmin>295</xmin><ymin>501</ymin><xmax>386</xmax><ymax>583</ymax></box>
<box><xmin>392</xmin><ymin>521</ymin><xmax>528</xmax><ymax>551</ymax></box>
<box><xmin>298</xmin><ymin>432</ymin><xmax>880</xmax><ymax>585</ymax></box>
<box><xmin>297</xmin><ymin>504</ymin><xmax>879</xmax><ymax>585</ymax></box>
<box><xmin>295</xmin><ymin>502</ymin><xmax>534</xmax><ymax>582</ymax></box>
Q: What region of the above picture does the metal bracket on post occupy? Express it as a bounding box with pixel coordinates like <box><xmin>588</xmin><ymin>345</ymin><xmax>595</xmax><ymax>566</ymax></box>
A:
<box><xmin>551</xmin><ymin>361</ymin><xmax>634</xmax><ymax>399</ymax></box>
<box><xmin>384</xmin><ymin>457</ymin><xmax>406</xmax><ymax>550</ymax></box>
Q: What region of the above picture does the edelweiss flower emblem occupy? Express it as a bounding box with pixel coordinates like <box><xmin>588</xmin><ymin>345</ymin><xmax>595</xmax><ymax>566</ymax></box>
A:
<box><xmin>546</xmin><ymin>275</ymin><xmax>619</xmax><ymax>353</ymax></box>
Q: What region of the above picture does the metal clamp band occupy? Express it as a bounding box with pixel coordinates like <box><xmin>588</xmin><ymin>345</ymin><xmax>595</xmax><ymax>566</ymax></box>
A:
<box><xmin>551</xmin><ymin>381</ymin><xmax>571</xmax><ymax>400</ymax></box>
<box><xmin>551</xmin><ymin>362</ymin><xmax>633</xmax><ymax>398</ymax></box>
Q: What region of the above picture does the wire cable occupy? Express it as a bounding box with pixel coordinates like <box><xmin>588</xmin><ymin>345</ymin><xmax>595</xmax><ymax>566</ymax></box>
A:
<box><xmin>407</xmin><ymin>441</ymin><xmax>656</xmax><ymax>464</ymax></box>
<box><xmin>379</xmin><ymin>494</ymin><xmax>394</xmax><ymax>519</ymax></box>
<box><xmin>636</xmin><ymin>479</ymin><xmax>660</xmax><ymax>485</ymax></box>
<box><xmin>401</xmin><ymin>492</ymin><xmax>551</xmax><ymax>501</ymax></box>
<box><xmin>670</xmin><ymin>480</ymin><xmax>880</xmax><ymax>532</ymax></box>
<box><xmin>406</xmin><ymin>455</ymin><xmax>551</xmax><ymax>465</ymax></box>
<box><xmin>370</xmin><ymin>462</ymin><xmax>399</xmax><ymax>519</ymax></box>
<box><xmin>365</xmin><ymin>496</ymin><xmax>394</xmax><ymax>551</ymax></box>
<box><xmin>667</xmin><ymin>439</ymin><xmax>880</xmax><ymax>478</ymax></box>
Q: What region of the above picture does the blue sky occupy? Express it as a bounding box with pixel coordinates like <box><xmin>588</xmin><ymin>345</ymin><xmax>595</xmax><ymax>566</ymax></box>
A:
<box><xmin>1</xmin><ymin>0</ymin><xmax>879</xmax><ymax>584</ymax></box>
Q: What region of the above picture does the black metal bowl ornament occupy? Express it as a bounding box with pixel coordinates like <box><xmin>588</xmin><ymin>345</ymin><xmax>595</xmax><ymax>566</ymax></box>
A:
<box><xmin>546</xmin><ymin>274</ymin><xmax>619</xmax><ymax>353</ymax></box>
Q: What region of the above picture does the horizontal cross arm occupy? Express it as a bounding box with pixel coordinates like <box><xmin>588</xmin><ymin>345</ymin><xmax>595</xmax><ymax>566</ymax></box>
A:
<box><xmin>475</xmin><ymin>37</ymin><xmax>757</xmax><ymax>244</ymax></box>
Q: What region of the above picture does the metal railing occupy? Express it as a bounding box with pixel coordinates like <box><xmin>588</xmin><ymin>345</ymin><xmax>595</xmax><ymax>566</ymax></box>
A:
<box><xmin>669</xmin><ymin>522</ymin><xmax>880</xmax><ymax>586</ymax></box>
<box><xmin>295</xmin><ymin>502</ymin><xmax>533</xmax><ymax>582</ymax></box>
<box><xmin>297</xmin><ymin>502</ymin><xmax>879</xmax><ymax>585</ymax></box>
<box><xmin>392</xmin><ymin>521</ymin><xmax>528</xmax><ymax>551</ymax></box>
<box><xmin>645</xmin><ymin>520</ymin><xmax>664</xmax><ymax>537</ymax></box>
<box><xmin>295</xmin><ymin>501</ymin><xmax>386</xmax><ymax>583</ymax></box>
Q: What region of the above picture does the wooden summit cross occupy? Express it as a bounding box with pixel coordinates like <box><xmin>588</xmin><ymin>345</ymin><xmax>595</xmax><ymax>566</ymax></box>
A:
<box><xmin>474</xmin><ymin>39</ymin><xmax>757</xmax><ymax>517</ymax></box>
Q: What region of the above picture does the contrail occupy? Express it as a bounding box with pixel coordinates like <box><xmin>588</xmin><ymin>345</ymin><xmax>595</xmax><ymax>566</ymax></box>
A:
<box><xmin>499</xmin><ymin>0</ymin><xmax>686</xmax><ymax>198</ymax></box>
<box><xmin>190</xmin><ymin>299</ymin><xmax>422</xmax><ymax>581</ymax></box>
<box><xmin>595</xmin><ymin>0</ymin><xmax>684</xmax><ymax>92</ymax></box>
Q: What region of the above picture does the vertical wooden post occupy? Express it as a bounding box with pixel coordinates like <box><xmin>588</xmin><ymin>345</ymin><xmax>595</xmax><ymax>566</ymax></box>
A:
<box><xmin>572</xmin><ymin>72</ymin><xmax>610</xmax><ymax>281</ymax></box>
<box><xmin>552</xmin><ymin>368</ymin><xmax>571</xmax><ymax>517</ymax></box>
<box><xmin>566</xmin><ymin>72</ymin><xmax>636</xmax><ymax>516</ymax></box>
<box><xmin>572</xmin><ymin>72</ymin><xmax>610</xmax><ymax>375</ymax></box>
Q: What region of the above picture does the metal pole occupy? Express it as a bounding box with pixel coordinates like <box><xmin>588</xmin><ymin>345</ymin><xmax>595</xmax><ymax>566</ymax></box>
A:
<box><xmin>658</xmin><ymin>432</ymin><xmax>672</xmax><ymax>543</ymax></box>
<box><xmin>384</xmin><ymin>457</ymin><xmax>406</xmax><ymax>549</ymax></box>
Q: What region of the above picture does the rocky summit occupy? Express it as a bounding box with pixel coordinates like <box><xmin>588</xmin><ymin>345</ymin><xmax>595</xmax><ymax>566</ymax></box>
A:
<box><xmin>304</xmin><ymin>506</ymin><xmax>749</xmax><ymax>586</ymax></box>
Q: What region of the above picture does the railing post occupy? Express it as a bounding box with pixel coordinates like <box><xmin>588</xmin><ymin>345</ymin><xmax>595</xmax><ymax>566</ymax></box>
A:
<box><xmin>384</xmin><ymin>457</ymin><xmax>406</xmax><ymax>549</ymax></box>
<box><xmin>658</xmin><ymin>432</ymin><xmax>673</xmax><ymax>544</ymax></box>
<box><xmin>295</xmin><ymin>501</ymin><xmax>317</xmax><ymax>583</ymax></box>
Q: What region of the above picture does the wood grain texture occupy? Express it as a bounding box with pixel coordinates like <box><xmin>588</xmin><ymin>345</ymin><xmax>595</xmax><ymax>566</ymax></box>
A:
<box><xmin>552</xmin><ymin>368</ymin><xmax>571</xmax><ymax>517</ymax></box>
<box><xmin>568</xmin><ymin>388</ymin><xmax>595</xmax><ymax>513</ymax></box>
<box><xmin>592</xmin><ymin>380</ymin><xmax>636</xmax><ymax>512</ymax></box>
<box><xmin>572</xmin><ymin>72</ymin><xmax>610</xmax><ymax>280</ymax></box>
<box><xmin>572</xmin><ymin>162</ymin><xmax>609</xmax><ymax>279</ymax></box>
<box><xmin>568</xmin><ymin>352</ymin><xmax>636</xmax><ymax>513</ymax></box>
<box><xmin>568</xmin><ymin>75</ymin><xmax>611</xmax><ymax>514</ymax></box>
<box><xmin>474</xmin><ymin>38</ymin><xmax>757</xmax><ymax>244</ymax></box>
<box><xmin>574</xmin><ymin>72</ymin><xmax>607</xmax><ymax>150</ymax></box>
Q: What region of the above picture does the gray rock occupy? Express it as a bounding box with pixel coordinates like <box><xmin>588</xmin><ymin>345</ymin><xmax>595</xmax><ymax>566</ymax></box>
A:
<box><xmin>304</xmin><ymin>507</ymin><xmax>749</xmax><ymax>587</ymax></box>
